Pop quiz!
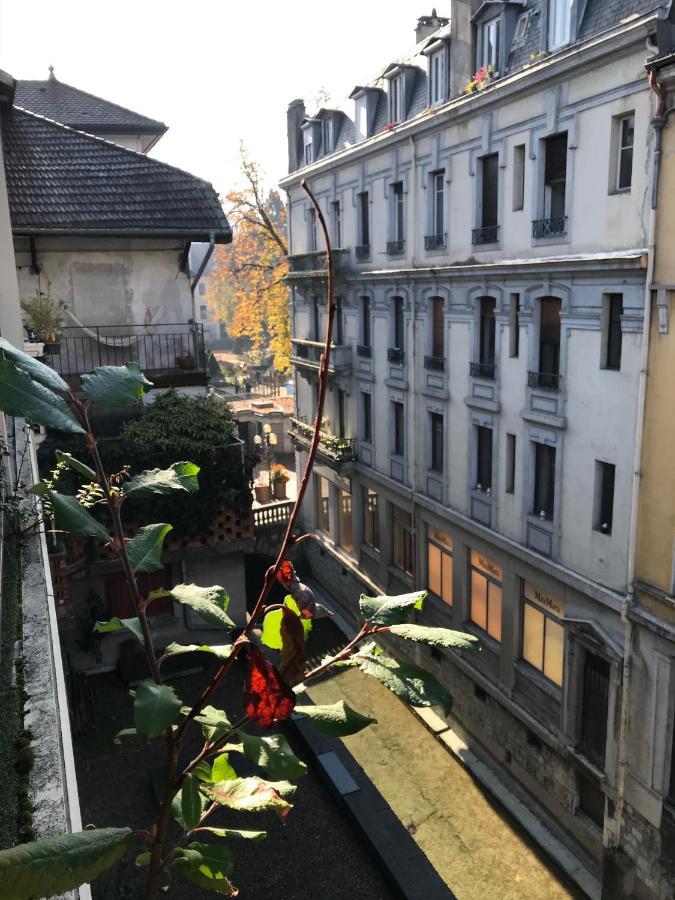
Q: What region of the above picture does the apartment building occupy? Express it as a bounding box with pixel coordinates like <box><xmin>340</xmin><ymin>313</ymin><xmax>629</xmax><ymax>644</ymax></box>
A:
<box><xmin>281</xmin><ymin>3</ymin><xmax>675</xmax><ymax>897</ymax></box>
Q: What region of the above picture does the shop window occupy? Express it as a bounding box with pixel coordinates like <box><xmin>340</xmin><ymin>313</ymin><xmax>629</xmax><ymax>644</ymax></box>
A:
<box><xmin>316</xmin><ymin>475</ymin><xmax>330</xmax><ymax>533</ymax></box>
<box><xmin>579</xmin><ymin>651</ymin><xmax>610</xmax><ymax>767</ymax></box>
<box><xmin>363</xmin><ymin>488</ymin><xmax>380</xmax><ymax>551</ymax></box>
<box><xmin>521</xmin><ymin>581</ymin><xmax>564</xmax><ymax>686</ymax></box>
<box><xmin>469</xmin><ymin>550</ymin><xmax>502</xmax><ymax>641</ymax></box>
<box><xmin>392</xmin><ymin>506</ymin><xmax>414</xmax><ymax>577</ymax></box>
<box><xmin>338</xmin><ymin>489</ymin><xmax>353</xmax><ymax>552</ymax></box>
<box><xmin>428</xmin><ymin>527</ymin><xmax>453</xmax><ymax>606</ymax></box>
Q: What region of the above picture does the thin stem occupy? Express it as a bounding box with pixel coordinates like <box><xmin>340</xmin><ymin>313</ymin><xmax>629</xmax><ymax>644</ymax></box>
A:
<box><xmin>144</xmin><ymin>732</ymin><xmax>179</xmax><ymax>900</ymax></box>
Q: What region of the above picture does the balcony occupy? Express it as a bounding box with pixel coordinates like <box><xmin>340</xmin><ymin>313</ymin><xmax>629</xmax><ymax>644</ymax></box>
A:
<box><xmin>472</xmin><ymin>225</ymin><xmax>499</xmax><ymax>245</ymax></box>
<box><xmin>424</xmin><ymin>355</ymin><xmax>445</xmax><ymax>371</ymax></box>
<box><xmin>387</xmin><ymin>239</ymin><xmax>405</xmax><ymax>256</ymax></box>
<box><xmin>286</xmin><ymin>248</ymin><xmax>350</xmax><ymax>281</ymax></box>
<box><xmin>470</xmin><ymin>361</ymin><xmax>496</xmax><ymax>380</ymax></box>
<box><xmin>355</xmin><ymin>244</ymin><xmax>371</xmax><ymax>261</ymax></box>
<box><xmin>424</xmin><ymin>233</ymin><xmax>447</xmax><ymax>251</ymax></box>
<box><xmin>44</xmin><ymin>323</ymin><xmax>207</xmax><ymax>388</ymax></box>
<box><xmin>388</xmin><ymin>347</ymin><xmax>405</xmax><ymax>364</ymax></box>
<box><xmin>290</xmin><ymin>338</ymin><xmax>352</xmax><ymax>375</ymax></box>
<box><xmin>357</xmin><ymin>344</ymin><xmax>372</xmax><ymax>358</ymax></box>
<box><xmin>532</xmin><ymin>217</ymin><xmax>567</xmax><ymax>239</ymax></box>
<box><xmin>288</xmin><ymin>416</ymin><xmax>357</xmax><ymax>470</ymax></box>
<box><xmin>528</xmin><ymin>370</ymin><xmax>561</xmax><ymax>391</ymax></box>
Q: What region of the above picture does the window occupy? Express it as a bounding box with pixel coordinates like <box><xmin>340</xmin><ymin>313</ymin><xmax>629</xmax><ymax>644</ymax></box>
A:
<box><xmin>480</xmin><ymin>17</ymin><xmax>500</xmax><ymax>70</ymax></box>
<box><xmin>312</xmin><ymin>296</ymin><xmax>321</xmax><ymax>342</ymax></box>
<box><xmin>480</xmin><ymin>153</ymin><xmax>499</xmax><ymax>229</ymax></box>
<box><xmin>509</xmin><ymin>293</ymin><xmax>520</xmax><ymax>357</ymax></box>
<box><xmin>392</xmin><ymin>182</ymin><xmax>404</xmax><ymax>243</ymax></box>
<box><xmin>513</xmin><ymin>11</ymin><xmax>531</xmax><ymax>45</ymax></box>
<box><xmin>363</xmin><ymin>488</ymin><xmax>380</xmax><ymax>550</ymax></box>
<box><xmin>470</xmin><ymin>550</ymin><xmax>502</xmax><ymax>641</ymax></box>
<box><xmin>200</xmin><ymin>304</ymin><xmax>208</xmax><ymax>320</ymax></box>
<box><xmin>430</xmin><ymin>412</ymin><xmax>443</xmax><ymax>472</ymax></box>
<box><xmin>198</xmin><ymin>282</ymin><xmax>206</xmax><ymax>296</ymax></box>
<box><xmin>616</xmin><ymin>114</ymin><xmax>634</xmax><ymax>190</ymax></box>
<box><xmin>322</xmin><ymin>117</ymin><xmax>333</xmax><ymax>154</ymax></box>
<box><xmin>476</xmin><ymin>425</ymin><xmax>492</xmax><ymax>491</ymax></box>
<box><xmin>337</xmin><ymin>389</ymin><xmax>346</xmax><ymax>438</ymax></box>
<box><xmin>430</xmin><ymin>50</ymin><xmax>446</xmax><ymax>105</ymax></box>
<box><xmin>303</xmin><ymin>130</ymin><xmax>313</xmax><ymax>165</ymax></box>
<box><xmin>548</xmin><ymin>0</ymin><xmax>572</xmax><ymax>49</ymax></box>
<box><xmin>533</xmin><ymin>443</ymin><xmax>556</xmax><ymax>519</ymax></box>
<box><xmin>308</xmin><ymin>208</ymin><xmax>317</xmax><ymax>252</ymax></box>
<box><xmin>505</xmin><ymin>433</ymin><xmax>516</xmax><ymax>494</ymax></box>
<box><xmin>358</xmin><ymin>191</ymin><xmax>370</xmax><ymax>249</ymax></box>
<box><xmin>393</xmin><ymin>297</ymin><xmax>404</xmax><ymax>350</ymax></box>
<box><xmin>594</xmin><ymin>461</ymin><xmax>615</xmax><ymax>535</ymax></box>
<box><xmin>480</xmin><ymin>296</ymin><xmax>496</xmax><ymax>367</ymax></box>
<box><xmin>355</xmin><ymin>95</ymin><xmax>368</xmax><ymax>142</ymax></box>
<box><xmin>427</xmin><ymin>527</ymin><xmax>453</xmax><ymax>606</ymax></box>
<box><xmin>338</xmin><ymin>489</ymin><xmax>353</xmax><ymax>552</ymax></box>
<box><xmin>388</xmin><ymin>75</ymin><xmax>403</xmax><ymax>123</ymax></box>
<box><xmin>604</xmin><ymin>294</ymin><xmax>623</xmax><ymax>370</ymax></box>
<box><xmin>578</xmin><ymin>651</ymin><xmax>610</xmax><ymax>767</ymax></box>
<box><xmin>316</xmin><ymin>476</ymin><xmax>330</xmax><ymax>532</ymax></box>
<box><xmin>544</xmin><ymin>133</ymin><xmax>567</xmax><ymax>219</ymax></box>
<box><xmin>361</xmin><ymin>391</ymin><xmax>372</xmax><ymax>443</ymax></box>
<box><xmin>392</xmin><ymin>401</ymin><xmax>404</xmax><ymax>456</ymax></box>
<box><xmin>392</xmin><ymin>507</ymin><xmax>414</xmax><ymax>577</ymax></box>
<box><xmin>521</xmin><ymin>581</ymin><xmax>564</xmax><ymax>686</ymax></box>
<box><xmin>668</xmin><ymin>713</ymin><xmax>675</xmax><ymax>802</ymax></box>
<box><xmin>334</xmin><ymin>295</ymin><xmax>344</xmax><ymax>345</ymax></box>
<box><xmin>539</xmin><ymin>297</ymin><xmax>561</xmax><ymax>377</ymax></box>
<box><xmin>578</xmin><ymin>773</ymin><xmax>605</xmax><ymax>828</ymax></box>
<box><xmin>432</xmin><ymin>297</ymin><xmax>444</xmax><ymax>358</ymax></box>
<box><xmin>431</xmin><ymin>170</ymin><xmax>445</xmax><ymax>238</ymax></box>
<box><xmin>106</xmin><ymin>568</ymin><xmax>173</xmax><ymax>620</ymax></box>
<box><xmin>332</xmin><ymin>200</ymin><xmax>342</xmax><ymax>247</ymax></box>
<box><xmin>513</xmin><ymin>144</ymin><xmax>525</xmax><ymax>211</ymax></box>
<box><xmin>361</xmin><ymin>296</ymin><xmax>371</xmax><ymax>347</ymax></box>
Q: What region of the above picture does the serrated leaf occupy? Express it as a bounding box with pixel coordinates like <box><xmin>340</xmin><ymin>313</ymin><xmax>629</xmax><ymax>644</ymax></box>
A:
<box><xmin>55</xmin><ymin>450</ymin><xmax>97</xmax><ymax>480</ymax></box>
<box><xmin>199</xmin><ymin>826</ymin><xmax>266</xmax><ymax>842</ymax></box>
<box><xmin>126</xmin><ymin>523</ymin><xmax>172</xmax><ymax>573</ymax></box>
<box><xmin>124</xmin><ymin>461</ymin><xmax>200</xmax><ymax>498</ymax></box>
<box><xmin>93</xmin><ymin>616</ymin><xmax>144</xmax><ymax>644</ymax></box>
<box><xmin>181</xmin><ymin>774</ymin><xmax>205</xmax><ymax>832</ymax></box>
<box><xmin>0</xmin><ymin>336</ymin><xmax>70</xmax><ymax>392</ymax></box>
<box><xmin>134</xmin><ymin>679</ymin><xmax>182</xmax><ymax>739</ymax></box>
<box><xmin>294</xmin><ymin>700</ymin><xmax>377</xmax><ymax>737</ymax></box>
<box><xmin>45</xmin><ymin>491</ymin><xmax>110</xmax><ymax>540</ymax></box>
<box><xmin>194</xmin><ymin>705</ymin><xmax>231</xmax><ymax>742</ymax></box>
<box><xmin>237</xmin><ymin>732</ymin><xmax>306</xmax><ymax>780</ymax></box>
<box><xmin>261</xmin><ymin>595</ymin><xmax>311</xmax><ymax>650</ymax></box>
<box><xmin>359</xmin><ymin>590</ymin><xmax>427</xmax><ymax>625</ymax></box>
<box><xmin>81</xmin><ymin>362</ymin><xmax>152</xmax><ymax>407</ymax></box>
<box><xmin>170</xmin><ymin>583</ymin><xmax>234</xmax><ymax>629</ymax></box>
<box><xmin>388</xmin><ymin>624</ymin><xmax>481</xmax><ymax>652</ymax></box>
<box><xmin>0</xmin><ymin>359</ymin><xmax>84</xmax><ymax>434</ymax></box>
<box><xmin>354</xmin><ymin>648</ymin><xmax>452</xmax><ymax>714</ymax></box>
<box><xmin>0</xmin><ymin>827</ymin><xmax>132</xmax><ymax>900</ymax></box>
<box><xmin>211</xmin><ymin>753</ymin><xmax>237</xmax><ymax>782</ymax></box>
<box><xmin>160</xmin><ymin>642</ymin><xmax>232</xmax><ymax>665</ymax></box>
<box><xmin>201</xmin><ymin>776</ymin><xmax>295</xmax><ymax>817</ymax></box>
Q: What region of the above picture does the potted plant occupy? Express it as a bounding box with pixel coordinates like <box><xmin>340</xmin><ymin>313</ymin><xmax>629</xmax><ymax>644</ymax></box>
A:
<box><xmin>270</xmin><ymin>463</ymin><xmax>290</xmax><ymax>500</ymax></box>
<box><xmin>254</xmin><ymin>481</ymin><xmax>272</xmax><ymax>504</ymax></box>
<box><xmin>21</xmin><ymin>287</ymin><xmax>65</xmax><ymax>354</ymax></box>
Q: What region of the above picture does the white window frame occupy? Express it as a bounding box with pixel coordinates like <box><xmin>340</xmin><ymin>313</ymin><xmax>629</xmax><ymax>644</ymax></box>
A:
<box><xmin>616</xmin><ymin>114</ymin><xmax>635</xmax><ymax>191</ymax></box>
<box><xmin>431</xmin><ymin>170</ymin><xmax>445</xmax><ymax>238</ymax></box>
<box><xmin>430</xmin><ymin>50</ymin><xmax>445</xmax><ymax>105</ymax></box>
<box><xmin>480</xmin><ymin>17</ymin><xmax>500</xmax><ymax>71</ymax></box>
<box><xmin>388</xmin><ymin>75</ymin><xmax>403</xmax><ymax>124</ymax></box>
<box><xmin>355</xmin><ymin>96</ymin><xmax>368</xmax><ymax>142</ymax></box>
<box><xmin>322</xmin><ymin>117</ymin><xmax>333</xmax><ymax>154</ymax></box>
<box><xmin>303</xmin><ymin>130</ymin><xmax>313</xmax><ymax>165</ymax></box>
<box><xmin>548</xmin><ymin>0</ymin><xmax>571</xmax><ymax>50</ymax></box>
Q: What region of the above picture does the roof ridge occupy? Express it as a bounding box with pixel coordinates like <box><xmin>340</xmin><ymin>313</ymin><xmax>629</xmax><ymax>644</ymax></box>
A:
<box><xmin>12</xmin><ymin>106</ymin><xmax>221</xmax><ymax>195</ymax></box>
<box><xmin>16</xmin><ymin>77</ymin><xmax>167</xmax><ymax>131</ymax></box>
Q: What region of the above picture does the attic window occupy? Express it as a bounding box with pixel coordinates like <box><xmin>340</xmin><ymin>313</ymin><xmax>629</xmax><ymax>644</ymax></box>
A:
<box><xmin>322</xmin><ymin>118</ymin><xmax>334</xmax><ymax>154</ymax></box>
<box><xmin>548</xmin><ymin>0</ymin><xmax>572</xmax><ymax>50</ymax></box>
<box><xmin>388</xmin><ymin>74</ymin><xmax>403</xmax><ymax>124</ymax></box>
<box><xmin>355</xmin><ymin>95</ymin><xmax>368</xmax><ymax>141</ymax></box>
<box><xmin>430</xmin><ymin>50</ymin><xmax>446</xmax><ymax>105</ymax></box>
<box><xmin>303</xmin><ymin>129</ymin><xmax>313</xmax><ymax>165</ymax></box>
<box><xmin>513</xmin><ymin>11</ymin><xmax>530</xmax><ymax>46</ymax></box>
<box><xmin>479</xmin><ymin>17</ymin><xmax>500</xmax><ymax>71</ymax></box>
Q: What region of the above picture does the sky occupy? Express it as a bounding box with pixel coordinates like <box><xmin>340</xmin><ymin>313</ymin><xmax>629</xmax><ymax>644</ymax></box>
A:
<box><xmin>0</xmin><ymin>0</ymin><xmax>437</xmax><ymax>200</ymax></box>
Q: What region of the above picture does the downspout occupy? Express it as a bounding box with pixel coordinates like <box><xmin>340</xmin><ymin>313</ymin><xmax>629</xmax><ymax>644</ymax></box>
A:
<box><xmin>610</xmin><ymin>69</ymin><xmax>666</xmax><ymax>853</ymax></box>
<box><xmin>408</xmin><ymin>135</ymin><xmax>419</xmax><ymax>573</ymax></box>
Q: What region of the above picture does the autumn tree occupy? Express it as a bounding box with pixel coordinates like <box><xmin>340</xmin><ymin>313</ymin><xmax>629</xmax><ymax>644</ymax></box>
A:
<box><xmin>208</xmin><ymin>148</ymin><xmax>290</xmax><ymax>373</ymax></box>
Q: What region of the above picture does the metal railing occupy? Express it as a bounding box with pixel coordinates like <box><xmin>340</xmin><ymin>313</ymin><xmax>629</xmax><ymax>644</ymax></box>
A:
<box><xmin>289</xmin><ymin>416</ymin><xmax>357</xmax><ymax>465</ymax></box>
<box><xmin>44</xmin><ymin>323</ymin><xmax>206</xmax><ymax>383</ymax></box>
<box><xmin>287</xmin><ymin>249</ymin><xmax>349</xmax><ymax>273</ymax></box>
<box><xmin>532</xmin><ymin>216</ymin><xmax>567</xmax><ymax>239</ymax></box>
<box><xmin>356</xmin><ymin>344</ymin><xmax>372</xmax><ymax>358</ymax></box>
<box><xmin>424</xmin><ymin>233</ymin><xmax>447</xmax><ymax>251</ymax></box>
<box><xmin>470</xmin><ymin>361</ymin><xmax>496</xmax><ymax>380</ymax></box>
<box><xmin>254</xmin><ymin>500</ymin><xmax>294</xmax><ymax>529</ymax></box>
<box><xmin>387</xmin><ymin>239</ymin><xmax>405</xmax><ymax>256</ymax></box>
<box><xmin>290</xmin><ymin>339</ymin><xmax>352</xmax><ymax>372</ymax></box>
<box><xmin>528</xmin><ymin>370</ymin><xmax>561</xmax><ymax>391</ymax></box>
<box><xmin>472</xmin><ymin>225</ymin><xmax>500</xmax><ymax>245</ymax></box>
<box><xmin>355</xmin><ymin>244</ymin><xmax>371</xmax><ymax>261</ymax></box>
<box><xmin>387</xmin><ymin>347</ymin><xmax>405</xmax><ymax>364</ymax></box>
<box><xmin>424</xmin><ymin>355</ymin><xmax>445</xmax><ymax>371</ymax></box>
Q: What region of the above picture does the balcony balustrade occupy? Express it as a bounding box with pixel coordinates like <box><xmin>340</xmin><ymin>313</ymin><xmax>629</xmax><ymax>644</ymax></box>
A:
<box><xmin>532</xmin><ymin>217</ymin><xmax>567</xmax><ymax>239</ymax></box>
<box><xmin>424</xmin><ymin>233</ymin><xmax>447</xmax><ymax>251</ymax></box>
<box><xmin>528</xmin><ymin>370</ymin><xmax>561</xmax><ymax>391</ymax></box>
<box><xmin>472</xmin><ymin>225</ymin><xmax>500</xmax><ymax>245</ymax></box>
<box><xmin>287</xmin><ymin>248</ymin><xmax>350</xmax><ymax>274</ymax></box>
<box><xmin>356</xmin><ymin>344</ymin><xmax>372</xmax><ymax>358</ymax></box>
<box><xmin>288</xmin><ymin>417</ymin><xmax>357</xmax><ymax>470</ymax></box>
<box><xmin>354</xmin><ymin>244</ymin><xmax>371</xmax><ymax>261</ymax></box>
<box><xmin>387</xmin><ymin>347</ymin><xmax>405</xmax><ymax>364</ymax></box>
<box><xmin>387</xmin><ymin>239</ymin><xmax>405</xmax><ymax>256</ymax></box>
<box><xmin>469</xmin><ymin>361</ymin><xmax>496</xmax><ymax>380</ymax></box>
<box><xmin>290</xmin><ymin>338</ymin><xmax>352</xmax><ymax>374</ymax></box>
<box><xmin>424</xmin><ymin>355</ymin><xmax>445</xmax><ymax>371</ymax></box>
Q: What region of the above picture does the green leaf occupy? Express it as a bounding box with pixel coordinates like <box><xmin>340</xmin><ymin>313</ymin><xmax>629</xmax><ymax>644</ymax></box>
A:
<box><xmin>170</xmin><ymin>583</ymin><xmax>234</xmax><ymax>630</ymax></box>
<box><xmin>261</xmin><ymin>596</ymin><xmax>311</xmax><ymax>650</ymax></box>
<box><xmin>211</xmin><ymin>753</ymin><xmax>237</xmax><ymax>782</ymax></box>
<box><xmin>0</xmin><ymin>359</ymin><xmax>84</xmax><ymax>433</ymax></box>
<box><xmin>160</xmin><ymin>642</ymin><xmax>232</xmax><ymax>664</ymax></box>
<box><xmin>359</xmin><ymin>590</ymin><xmax>427</xmax><ymax>625</ymax></box>
<box><xmin>200</xmin><ymin>776</ymin><xmax>296</xmax><ymax>816</ymax></box>
<box><xmin>135</xmin><ymin>852</ymin><xmax>151</xmax><ymax>867</ymax></box>
<box><xmin>181</xmin><ymin>774</ymin><xmax>205</xmax><ymax>832</ymax></box>
<box><xmin>80</xmin><ymin>362</ymin><xmax>152</xmax><ymax>407</ymax></box>
<box><xmin>45</xmin><ymin>491</ymin><xmax>111</xmax><ymax>540</ymax></box>
<box><xmin>124</xmin><ymin>461</ymin><xmax>200</xmax><ymax>497</ymax></box>
<box><xmin>294</xmin><ymin>700</ymin><xmax>377</xmax><ymax>737</ymax></box>
<box><xmin>114</xmin><ymin>728</ymin><xmax>140</xmax><ymax>744</ymax></box>
<box><xmin>0</xmin><ymin>827</ymin><xmax>132</xmax><ymax>900</ymax></box>
<box><xmin>54</xmin><ymin>450</ymin><xmax>97</xmax><ymax>480</ymax></box>
<box><xmin>134</xmin><ymin>679</ymin><xmax>182</xmax><ymax>739</ymax></box>
<box><xmin>388</xmin><ymin>624</ymin><xmax>481</xmax><ymax>652</ymax></box>
<box><xmin>192</xmin><ymin>761</ymin><xmax>213</xmax><ymax>782</ymax></box>
<box><xmin>237</xmin><ymin>732</ymin><xmax>307</xmax><ymax>781</ymax></box>
<box><xmin>354</xmin><ymin>648</ymin><xmax>452</xmax><ymax>714</ymax></box>
<box><xmin>199</xmin><ymin>826</ymin><xmax>266</xmax><ymax>842</ymax></box>
<box><xmin>93</xmin><ymin>616</ymin><xmax>144</xmax><ymax>644</ymax></box>
<box><xmin>0</xmin><ymin>336</ymin><xmax>69</xmax><ymax>392</ymax></box>
<box><xmin>194</xmin><ymin>705</ymin><xmax>231</xmax><ymax>742</ymax></box>
<box><xmin>126</xmin><ymin>523</ymin><xmax>172</xmax><ymax>573</ymax></box>
<box><xmin>174</xmin><ymin>842</ymin><xmax>236</xmax><ymax>896</ymax></box>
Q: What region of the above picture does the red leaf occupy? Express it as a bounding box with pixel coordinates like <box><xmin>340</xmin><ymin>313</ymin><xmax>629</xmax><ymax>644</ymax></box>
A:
<box><xmin>244</xmin><ymin>645</ymin><xmax>295</xmax><ymax>728</ymax></box>
<box><xmin>279</xmin><ymin>606</ymin><xmax>306</xmax><ymax>686</ymax></box>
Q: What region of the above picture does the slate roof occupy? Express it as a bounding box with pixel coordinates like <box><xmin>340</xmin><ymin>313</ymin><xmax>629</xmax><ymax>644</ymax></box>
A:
<box><xmin>2</xmin><ymin>108</ymin><xmax>231</xmax><ymax>242</ymax></box>
<box><xmin>14</xmin><ymin>77</ymin><xmax>167</xmax><ymax>135</ymax></box>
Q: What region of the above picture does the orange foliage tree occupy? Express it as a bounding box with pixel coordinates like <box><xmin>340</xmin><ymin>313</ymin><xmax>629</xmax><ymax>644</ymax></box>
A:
<box><xmin>208</xmin><ymin>148</ymin><xmax>290</xmax><ymax>374</ymax></box>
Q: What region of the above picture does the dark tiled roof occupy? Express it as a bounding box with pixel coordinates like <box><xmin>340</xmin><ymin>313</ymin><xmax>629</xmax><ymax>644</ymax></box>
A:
<box><xmin>3</xmin><ymin>108</ymin><xmax>231</xmax><ymax>242</ymax></box>
<box><xmin>14</xmin><ymin>78</ymin><xmax>167</xmax><ymax>134</ymax></box>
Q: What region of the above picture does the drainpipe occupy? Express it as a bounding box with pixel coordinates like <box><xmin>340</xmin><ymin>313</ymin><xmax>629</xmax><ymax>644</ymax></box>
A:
<box><xmin>408</xmin><ymin>135</ymin><xmax>419</xmax><ymax>574</ymax></box>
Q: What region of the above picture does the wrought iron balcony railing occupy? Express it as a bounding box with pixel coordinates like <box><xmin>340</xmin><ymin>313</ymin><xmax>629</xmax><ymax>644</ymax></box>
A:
<box><xmin>528</xmin><ymin>370</ymin><xmax>561</xmax><ymax>391</ymax></box>
<box><xmin>356</xmin><ymin>344</ymin><xmax>372</xmax><ymax>358</ymax></box>
<box><xmin>470</xmin><ymin>361</ymin><xmax>496</xmax><ymax>380</ymax></box>
<box><xmin>472</xmin><ymin>225</ymin><xmax>500</xmax><ymax>245</ymax></box>
<box><xmin>387</xmin><ymin>239</ymin><xmax>405</xmax><ymax>256</ymax></box>
<box><xmin>355</xmin><ymin>244</ymin><xmax>371</xmax><ymax>261</ymax></box>
<box><xmin>424</xmin><ymin>233</ymin><xmax>447</xmax><ymax>251</ymax></box>
<box><xmin>424</xmin><ymin>355</ymin><xmax>445</xmax><ymax>371</ymax></box>
<box><xmin>290</xmin><ymin>339</ymin><xmax>352</xmax><ymax>373</ymax></box>
<box><xmin>43</xmin><ymin>323</ymin><xmax>207</xmax><ymax>387</ymax></box>
<box><xmin>287</xmin><ymin>248</ymin><xmax>350</xmax><ymax>274</ymax></box>
<box><xmin>388</xmin><ymin>347</ymin><xmax>405</xmax><ymax>364</ymax></box>
<box><xmin>532</xmin><ymin>217</ymin><xmax>567</xmax><ymax>239</ymax></box>
<box><xmin>288</xmin><ymin>417</ymin><xmax>357</xmax><ymax>467</ymax></box>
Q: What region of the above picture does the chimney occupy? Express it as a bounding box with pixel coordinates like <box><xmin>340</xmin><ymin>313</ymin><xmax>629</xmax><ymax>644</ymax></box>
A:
<box><xmin>286</xmin><ymin>99</ymin><xmax>306</xmax><ymax>174</ymax></box>
<box><xmin>415</xmin><ymin>8</ymin><xmax>449</xmax><ymax>43</ymax></box>
<box><xmin>449</xmin><ymin>0</ymin><xmax>473</xmax><ymax>99</ymax></box>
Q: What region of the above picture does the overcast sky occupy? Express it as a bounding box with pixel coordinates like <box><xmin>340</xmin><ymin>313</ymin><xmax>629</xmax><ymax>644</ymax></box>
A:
<box><xmin>0</xmin><ymin>0</ymin><xmax>434</xmax><ymax>200</ymax></box>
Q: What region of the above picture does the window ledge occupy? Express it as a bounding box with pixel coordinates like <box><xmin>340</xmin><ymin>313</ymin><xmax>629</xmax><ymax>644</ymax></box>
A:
<box><xmin>531</xmin><ymin>234</ymin><xmax>571</xmax><ymax>248</ymax></box>
<box><xmin>514</xmin><ymin>659</ymin><xmax>562</xmax><ymax>700</ymax></box>
<box><xmin>359</xmin><ymin>541</ymin><xmax>380</xmax><ymax>562</ymax></box>
<box><xmin>387</xmin><ymin>563</ymin><xmax>414</xmax><ymax>586</ymax></box>
<box><xmin>464</xmin><ymin>621</ymin><xmax>501</xmax><ymax>652</ymax></box>
<box><xmin>608</xmin><ymin>187</ymin><xmax>631</xmax><ymax>196</ymax></box>
<box><xmin>564</xmin><ymin>745</ymin><xmax>607</xmax><ymax>782</ymax></box>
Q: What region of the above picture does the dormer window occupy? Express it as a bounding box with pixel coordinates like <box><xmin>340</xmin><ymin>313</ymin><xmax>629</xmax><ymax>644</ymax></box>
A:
<box><xmin>388</xmin><ymin>74</ymin><xmax>403</xmax><ymax>124</ymax></box>
<box><xmin>479</xmin><ymin>17</ymin><xmax>500</xmax><ymax>71</ymax></box>
<box><xmin>355</xmin><ymin>95</ymin><xmax>368</xmax><ymax>141</ymax></box>
<box><xmin>548</xmin><ymin>0</ymin><xmax>572</xmax><ymax>50</ymax></box>
<box><xmin>429</xmin><ymin>50</ymin><xmax>446</xmax><ymax>105</ymax></box>
<box><xmin>303</xmin><ymin>132</ymin><xmax>313</xmax><ymax>165</ymax></box>
<box><xmin>322</xmin><ymin>117</ymin><xmax>333</xmax><ymax>154</ymax></box>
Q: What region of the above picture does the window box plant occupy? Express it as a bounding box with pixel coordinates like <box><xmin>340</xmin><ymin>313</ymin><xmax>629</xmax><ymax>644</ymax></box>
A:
<box><xmin>21</xmin><ymin>287</ymin><xmax>65</xmax><ymax>354</ymax></box>
<box><xmin>270</xmin><ymin>463</ymin><xmax>290</xmax><ymax>500</ymax></box>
